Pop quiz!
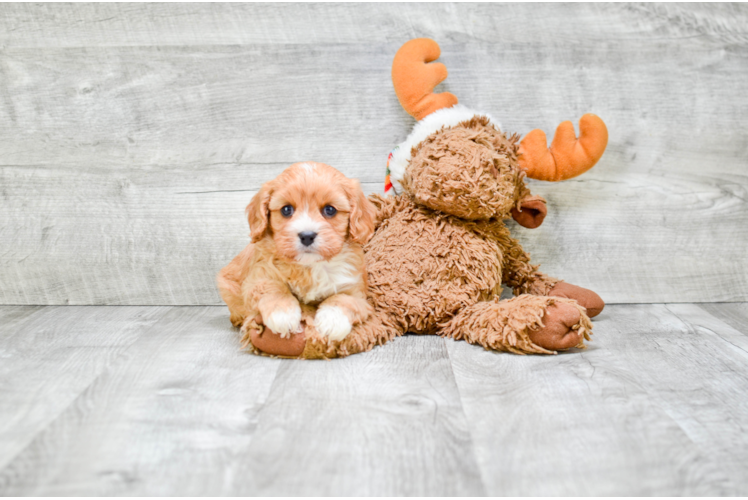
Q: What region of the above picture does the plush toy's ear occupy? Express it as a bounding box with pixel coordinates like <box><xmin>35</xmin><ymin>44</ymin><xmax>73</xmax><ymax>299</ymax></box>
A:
<box><xmin>246</xmin><ymin>181</ymin><xmax>274</xmax><ymax>242</ymax></box>
<box><xmin>392</xmin><ymin>38</ymin><xmax>459</xmax><ymax>121</ymax></box>
<box><xmin>519</xmin><ymin>114</ymin><xmax>608</xmax><ymax>181</ymax></box>
<box><xmin>345</xmin><ymin>179</ymin><xmax>376</xmax><ymax>245</ymax></box>
<box><xmin>511</xmin><ymin>195</ymin><xmax>547</xmax><ymax>229</ymax></box>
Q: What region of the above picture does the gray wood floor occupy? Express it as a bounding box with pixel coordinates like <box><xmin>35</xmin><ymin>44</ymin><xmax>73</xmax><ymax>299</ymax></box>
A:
<box><xmin>1</xmin><ymin>303</ymin><xmax>747</xmax><ymax>496</ymax></box>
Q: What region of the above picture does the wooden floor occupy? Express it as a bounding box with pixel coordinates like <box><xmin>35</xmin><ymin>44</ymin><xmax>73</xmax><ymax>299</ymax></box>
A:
<box><xmin>0</xmin><ymin>303</ymin><xmax>746</xmax><ymax>496</ymax></box>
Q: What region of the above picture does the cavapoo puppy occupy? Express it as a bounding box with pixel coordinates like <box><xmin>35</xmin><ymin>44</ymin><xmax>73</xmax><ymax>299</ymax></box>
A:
<box><xmin>217</xmin><ymin>162</ymin><xmax>376</xmax><ymax>345</ymax></box>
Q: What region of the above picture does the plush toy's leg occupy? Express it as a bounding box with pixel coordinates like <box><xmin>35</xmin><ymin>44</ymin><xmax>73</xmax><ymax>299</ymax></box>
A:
<box><xmin>439</xmin><ymin>294</ymin><xmax>592</xmax><ymax>355</ymax></box>
<box><xmin>507</xmin><ymin>271</ymin><xmax>605</xmax><ymax>318</ymax></box>
<box><xmin>243</xmin><ymin>315</ymin><xmax>307</xmax><ymax>357</ymax></box>
<box><xmin>239</xmin><ymin>304</ymin><xmax>314</xmax><ymax>358</ymax></box>
<box><xmin>547</xmin><ymin>281</ymin><xmax>605</xmax><ymax>318</ymax></box>
<box><xmin>242</xmin><ymin>305</ymin><xmax>403</xmax><ymax>359</ymax></box>
<box><xmin>498</xmin><ymin>233</ymin><xmax>605</xmax><ymax>318</ymax></box>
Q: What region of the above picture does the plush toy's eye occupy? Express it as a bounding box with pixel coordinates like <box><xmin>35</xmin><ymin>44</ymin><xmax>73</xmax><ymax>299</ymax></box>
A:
<box><xmin>280</xmin><ymin>205</ymin><xmax>294</xmax><ymax>218</ymax></box>
<box><xmin>322</xmin><ymin>205</ymin><xmax>337</xmax><ymax>218</ymax></box>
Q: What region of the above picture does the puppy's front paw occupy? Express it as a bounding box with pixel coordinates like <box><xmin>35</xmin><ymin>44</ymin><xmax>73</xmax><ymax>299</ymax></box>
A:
<box><xmin>264</xmin><ymin>305</ymin><xmax>302</xmax><ymax>338</ymax></box>
<box><xmin>314</xmin><ymin>306</ymin><xmax>352</xmax><ymax>341</ymax></box>
<box><xmin>314</xmin><ymin>306</ymin><xmax>351</xmax><ymax>340</ymax></box>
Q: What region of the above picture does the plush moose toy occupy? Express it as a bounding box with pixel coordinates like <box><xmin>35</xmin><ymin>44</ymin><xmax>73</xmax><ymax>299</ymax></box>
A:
<box><xmin>244</xmin><ymin>38</ymin><xmax>608</xmax><ymax>358</ymax></box>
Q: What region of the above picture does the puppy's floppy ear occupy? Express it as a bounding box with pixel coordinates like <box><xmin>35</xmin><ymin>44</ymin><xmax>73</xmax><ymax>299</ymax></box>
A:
<box><xmin>246</xmin><ymin>181</ymin><xmax>274</xmax><ymax>242</ymax></box>
<box><xmin>345</xmin><ymin>179</ymin><xmax>376</xmax><ymax>245</ymax></box>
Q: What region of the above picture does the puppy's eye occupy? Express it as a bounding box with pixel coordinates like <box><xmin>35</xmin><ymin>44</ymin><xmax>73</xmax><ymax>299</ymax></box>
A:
<box><xmin>280</xmin><ymin>205</ymin><xmax>294</xmax><ymax>218</ymax></box>
<box><xmin>322</xmin><ymin>205</ymin><xmax>337</xmax><ymax>218</ymax></box>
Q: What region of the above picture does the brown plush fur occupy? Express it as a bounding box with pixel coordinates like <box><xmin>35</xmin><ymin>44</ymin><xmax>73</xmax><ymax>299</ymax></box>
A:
<box><xmin>363</xmin><ymin>193</ymin><xmax>556</xmax><ymax>334</ymax></box>
<box><xmin>308</xmin><ymin>117</ymin><xmax>598</xmax><ymax>358</ymax></box>
<box><xmin>441</xmin><ymin>295</ymin><xmax>591</xmax><ymax>355</ymax></box>
<box><xmin>403</xmin><ymin>117</ymin><xmax>531</xmax><ymax>220</ymax></box>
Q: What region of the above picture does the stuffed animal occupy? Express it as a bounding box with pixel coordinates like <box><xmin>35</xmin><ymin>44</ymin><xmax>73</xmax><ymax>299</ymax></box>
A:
<box><xmin>245</xmin><ymin>38</ymin><xmax>608</xmax><ymax>358</ymax></box>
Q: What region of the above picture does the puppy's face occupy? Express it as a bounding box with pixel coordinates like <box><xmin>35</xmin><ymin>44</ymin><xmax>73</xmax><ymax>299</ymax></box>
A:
<box><xmin>246</xmin><ymin>162</ymin><xmax>375</xmax><ymax>264</ymax></box>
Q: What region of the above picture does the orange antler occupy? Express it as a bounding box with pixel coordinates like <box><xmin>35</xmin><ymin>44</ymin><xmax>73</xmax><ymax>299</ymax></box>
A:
<box><xmin>519</xmin><ymin>114</ymin><xmax>609</xmax><ymax>181</ymax></box>
<box><xmin>392</xmin><ymin>38</ymin><xmax>458</xmax><ymax>121</ymax></box>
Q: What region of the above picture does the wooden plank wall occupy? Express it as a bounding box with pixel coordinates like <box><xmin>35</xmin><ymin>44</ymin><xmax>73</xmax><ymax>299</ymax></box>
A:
<box><xmin>1</xmin><ymin>3</ymin><xmax>746</xmax><ymax>305</ymax></box>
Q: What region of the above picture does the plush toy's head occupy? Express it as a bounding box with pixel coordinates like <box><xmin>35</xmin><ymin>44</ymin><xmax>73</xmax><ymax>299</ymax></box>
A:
<box><xmin>402</xmin><ymin>114</ymin><xmax>545</xmax><ymax>225</ymax></box>
<box><xmin>387</xmin><ymin>38</ymin><xmax>609</xmax><ymax>227</ymax></box>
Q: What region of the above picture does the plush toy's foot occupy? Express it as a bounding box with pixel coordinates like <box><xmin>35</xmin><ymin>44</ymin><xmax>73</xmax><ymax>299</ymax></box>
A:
<box><xmin>527</xmin><ymin>302</ymin><xmax>585</xmax><ymax>351</ymax></box>
<box><xmin>548</xmin><ymin>282</ymin><xmax>605</xmax><ymax>318</ymax></box>
<box><xmin>439</xmin><ymin>294</ymin><xmax>592</xmax><ymax>355</ymax></box>
<box><xmin>248</xmin><ymin>319</ymin><xmax>306</xmax><ymax>358</ymax></box>
<box><xmin>240</xmin><ymin>307</ymin><xmax>401</xmax><ymax>359</ymax></box>
<box><xmin>241</xmin><ymin>314</ymin><xmax>306</xmax><ymax>358</ymax></box>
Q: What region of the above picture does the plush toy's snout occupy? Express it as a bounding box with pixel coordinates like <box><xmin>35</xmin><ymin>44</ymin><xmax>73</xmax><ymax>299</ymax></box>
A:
<box><xmin>511</xmin><ymin>197</ymin><xmax>547</xmax><ymax>228</ymax></box>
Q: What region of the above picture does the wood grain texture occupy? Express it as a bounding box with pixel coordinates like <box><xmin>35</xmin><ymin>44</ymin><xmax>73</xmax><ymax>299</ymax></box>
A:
<box><xmin>447</xmin><ymin>303</ymin><xmax>748</xmax><ymax>496</ymax></box>
<box><xmin>2</xmin><ymin>303</ymin><xmax>748</xmax><ymax>495</ymax></box>
<box><xmin>2</xmin><ymin>4</ymin><xmax>747</xmax><ymax>48</ymax></box>
<box><xmin>0</xmin><ymin>306</ymin><xmax>282</xmax><ymax>495</ymax></box>
<box><xmin>232</xmin><ymin>335</ymin><xmax>484</xmax><ymax>496</ymax></box>
<box><xmin>0</xmin><ymin>306</ymin><xmax>482</xmax><ymax>495</ymax></box>
<box><xmin>0</xmin><ymin>305</ymin><xmax>169</xmax><ymax>471</ymax></box>
<box><xmin>699</xmin><ymin>303</ymin><xmax>748</xmax><ymax>336</ymax></box>
<box><xmin>1</xmin><ymin>3</ymin><xmax>747</xmax><ymax>304</ymax></box>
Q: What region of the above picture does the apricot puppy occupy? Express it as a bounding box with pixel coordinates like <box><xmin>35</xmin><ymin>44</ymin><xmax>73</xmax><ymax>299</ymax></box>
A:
<box><xmin>217</xmin><ymin>162</ymin><xmax>376</xmax><ymax>343</ymax></box>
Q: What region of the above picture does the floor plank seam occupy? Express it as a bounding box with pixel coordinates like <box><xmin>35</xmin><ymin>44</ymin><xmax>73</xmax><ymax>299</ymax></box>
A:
<box><xmin>442</xmin><ymin>338</ymin><xmax>490</xmax><ymax>496</ymax></box>
<box><xmin>664</xmin><ymin>304</ymin><xmax>748</xmax><ymax>355</ymax></box>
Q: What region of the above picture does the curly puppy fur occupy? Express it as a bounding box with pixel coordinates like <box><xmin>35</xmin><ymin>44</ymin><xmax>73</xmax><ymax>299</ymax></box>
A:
<box><xmin>217</xmin><ymin>162</ymin><xmax>376</xmax><ymax>346</ymax></box>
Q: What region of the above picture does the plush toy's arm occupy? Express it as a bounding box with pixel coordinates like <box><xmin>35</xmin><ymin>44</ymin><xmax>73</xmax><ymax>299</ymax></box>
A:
<box><xmin>490</xmin><ymin>226</ymin><xmax>605</xmax><ymax>315</ymax></box>
<box><xmin>499</xmin><ymin>236</ymin><xmax>559</xmax><ymax>296</ymax></box>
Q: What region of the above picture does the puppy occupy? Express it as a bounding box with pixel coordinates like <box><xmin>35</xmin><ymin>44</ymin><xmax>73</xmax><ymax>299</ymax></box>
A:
<box><xmin>217</xmin><ymin>162</ymin><xmax>376</xmax><ymax>342</ymax></box>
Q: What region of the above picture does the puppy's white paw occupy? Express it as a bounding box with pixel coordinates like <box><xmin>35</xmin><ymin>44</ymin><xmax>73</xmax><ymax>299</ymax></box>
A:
<box><xmin>314</xmin><ymin>306</ymin><xmax>352</xmax><ymax>341</ymax></box>
<box><xmin>264</xmin><ymin>305</ymin><xmax>302</xmax><ymax>338</ymax></box>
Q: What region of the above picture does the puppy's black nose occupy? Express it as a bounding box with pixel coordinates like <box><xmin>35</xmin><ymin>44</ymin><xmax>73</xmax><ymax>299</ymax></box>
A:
<box><xmin>299</xmin><ymin>231</ymin><xmax>317</xmax><ymax>247</ymax></box>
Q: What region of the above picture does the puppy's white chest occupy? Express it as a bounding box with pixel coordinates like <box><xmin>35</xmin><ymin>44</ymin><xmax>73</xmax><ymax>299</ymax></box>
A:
<box><xmin>289</xmin><ymin>258</ymin><xmax>360</xmax><ymax>304</ymax></box>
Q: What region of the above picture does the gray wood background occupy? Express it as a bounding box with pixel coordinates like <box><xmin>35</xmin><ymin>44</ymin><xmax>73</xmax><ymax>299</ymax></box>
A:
<box><xmin>1</xmin><ymin>3</ymin><xmax>747</xmax><ymax>305</ymax></box>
